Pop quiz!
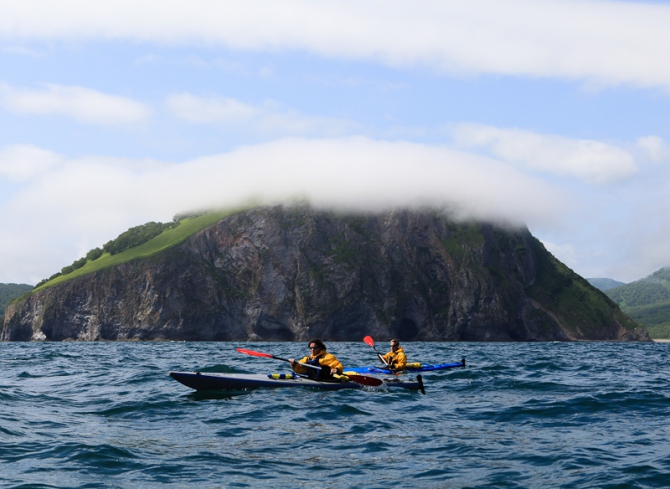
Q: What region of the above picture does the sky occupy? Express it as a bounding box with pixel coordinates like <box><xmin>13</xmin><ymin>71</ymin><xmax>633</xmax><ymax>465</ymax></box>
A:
<box><xmin>1</xmin><ymin>0</ymin><xmax>670</xmax><ymax>285</ymax></box>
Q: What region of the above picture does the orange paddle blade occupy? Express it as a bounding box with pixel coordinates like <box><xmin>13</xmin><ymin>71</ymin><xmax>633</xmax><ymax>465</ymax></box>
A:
<box><xmin>363</xmin><ymin>336</ymin><xmax>374</xmax><ymax>347</ymax></box>
<box><xmin>236</xmin><ymin>348</ymin><xmax>272</xmax><ymax>358</ymax></box>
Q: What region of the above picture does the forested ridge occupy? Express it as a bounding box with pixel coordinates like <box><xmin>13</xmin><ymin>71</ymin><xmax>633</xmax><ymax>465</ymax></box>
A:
<box><xmin>604</xmin><ymin>268</ymin><xmax>670</xmax><ymax>338</ymax></box>
<box><xmin>0</xmin><ymin>283</ymin><xmax>33</xmax><ymax>324</ymax></box>
<box><xmin>586</xmin><ymin>278</ymin><xmax>626</xmax><ymax>292</ymax></box>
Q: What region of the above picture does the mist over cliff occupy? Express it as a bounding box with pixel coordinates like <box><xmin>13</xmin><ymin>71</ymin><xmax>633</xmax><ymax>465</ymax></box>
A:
<box><xmin>1</xmin><ymin>205</ymin><xmax>649</xmax><ymax>342</ymax></box>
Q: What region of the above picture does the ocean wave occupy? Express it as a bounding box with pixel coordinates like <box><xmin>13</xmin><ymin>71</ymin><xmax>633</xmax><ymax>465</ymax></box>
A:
<box><xmin>2</xmin><ymin>341</ymin><xmax>670</xmax><ymax>488</ymax></box>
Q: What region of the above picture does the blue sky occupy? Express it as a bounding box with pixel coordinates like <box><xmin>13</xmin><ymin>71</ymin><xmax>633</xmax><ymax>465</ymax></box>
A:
<box><xmin>1</xmin><ymin>0</ymin><xmax>670</xmax><ymax>285</ymax></box>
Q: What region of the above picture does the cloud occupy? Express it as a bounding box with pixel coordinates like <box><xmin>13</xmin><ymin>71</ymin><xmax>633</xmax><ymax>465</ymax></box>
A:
<box><xmin>0</xmin><ymin>137</ymin><xmax>565</xmax><ymax>283</ymax></box>
<box><xmin>168</xmin><ymin>138</ymin><xmax>563</xmax><ymax>223</ymax></box>
<box><xmin>0</xmin><ymin>144</ymin><xmax>64</xmax><ymax>182</ymax></box>
<box><xmin>637</xmin><ymin>135</ymin><xmax>670</xmax><ymax>163</ymax></box>
<box><xmin>134</xmin><ymin>53</ymin><xmax>160</xmax><ymax>65</ymax></box>
<box><xmin>2</xmin><ymin>1</ymin><xmax>670</xmax><ymax>88</ymax></box>
<box><xmin>0</xmin><ymin>83</ymin><xmax>151</xmax><ymax>125</ymax></box>
<box><xmin>167</xmin><ymin>92</ymin><xmax>360</xmax><ymax>136</ymax></box>
<box><xmin>167</xmin><ymin>93</ymin><xmax>258</xmax><ymax>123</ymax></box>
<box><xmin>450</xmin><ymin>123</ymin><xmax>638</xmax><ymax>185</ymax></box>
<box><xmin>1</xmin><ymin>45</ymin><xmax>43</xmax><ymax>57</ymax></box>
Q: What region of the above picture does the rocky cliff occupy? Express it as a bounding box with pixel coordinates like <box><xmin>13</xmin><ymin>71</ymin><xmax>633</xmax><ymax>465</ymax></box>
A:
<box><xmin>2</xmin><ymin>206</ymin><xmax>650</xmax><ymax>342</ymax></box>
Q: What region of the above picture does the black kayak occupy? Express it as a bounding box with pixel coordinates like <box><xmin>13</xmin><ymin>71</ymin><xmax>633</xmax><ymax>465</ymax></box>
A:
<box><xmin>169</xmin><ymin>371</ymin><xmax>425</xmax><ymax>392</ymax></box>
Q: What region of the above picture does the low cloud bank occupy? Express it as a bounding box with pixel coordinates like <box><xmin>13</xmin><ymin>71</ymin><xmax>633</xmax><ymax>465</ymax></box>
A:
<box><xmin>1</xmin><ymin>132</ymin><xmax>668</xmax><ymax>284</ymax></box>
<box><xmin>0</xmin><ymin>136</ymin><xmax>563</xmax><ymax>283</ymax></box>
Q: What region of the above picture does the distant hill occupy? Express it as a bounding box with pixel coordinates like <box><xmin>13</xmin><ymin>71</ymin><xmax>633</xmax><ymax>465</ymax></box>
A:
<box><xmin>605</xmin><ymin>268</ymin><xmax>670</xmax><ymax>339</ymax></box>
<box><xmin>587</xmin><ymin>278</ymin><xmax>627</xmax><ymax>292</ymax></box>
<box><xmin>0</xmin><ymin>283</ymin><xmax>33</xmax><ymax>324</ymax></box>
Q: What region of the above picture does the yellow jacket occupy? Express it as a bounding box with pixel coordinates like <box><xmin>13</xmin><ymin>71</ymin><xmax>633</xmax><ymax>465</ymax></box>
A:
<box><xmin>381</xmin><ymin>346</ymin><xmax>407</xmax><ymax>370</ymax></box>
<box><xmin>292</xmin><ymin>350</ymin><xmax>344</xmax><ymax>376</ymax></box>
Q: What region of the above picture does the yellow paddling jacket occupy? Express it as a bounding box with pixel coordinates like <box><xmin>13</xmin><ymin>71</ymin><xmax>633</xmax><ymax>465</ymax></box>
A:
<box><xmin>292</xmin><ymin>350</ymin><xmax>344</xmax><ymax>379</ymax></box>
<box><xmin>381</xmin><ymin>347</ymin><xmax>407</xmax><ymax>370</ymax></box>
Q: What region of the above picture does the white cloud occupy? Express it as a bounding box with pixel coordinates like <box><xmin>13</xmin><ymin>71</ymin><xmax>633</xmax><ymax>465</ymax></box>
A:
<box><xmin>2</xmin><ymin>1</ymin><xmax>670</xmax><ymax>88</ymax></box>
<box><xmin>0</xmin><ymin>144</ymin><xmax>64</xmax><ymax>181</ymax></box>
<box><xmin>637</xmin><ymin>135</ymin><xmax>670</xmax><ymax>163</ymax></box>
<box><xmin>0</xmin><ymin>83</ymin><xmax>151</xmax><ymax>125</ymax></box>
<box><xmin>257</xmin><ymin>66</ymin><xmax>274</xmax><ymax>78</ymax></box>
<box><xmin>134</xmin><ymin>53</ymin><xmax>160</xmax><ymax>65</ymax></box>
<box><xmin>167</xmin><ymin>93</ymin><xmax>258</xmax><ymax>123</ymax></box>
<box><xmin>167</xmin><ymin>93</ymin><xmax>360</xmax><ymax>136</ymax></box>
<box><xmin>1</xmin><ymin>45</ymin><xmax>43</xmax><ymax>57</ymax></box>
<box><xmin>169</xmin><ymin>138</ymin><xmax>563</xmax><ymax>223</ymax></box>
<box><xmin>0</xmin><ymin>137</ymin><xmax>565</xmax><ymax>283</ymax></box>
<box><xmin>450</xmin><ymin>123</ymin><xmax>638</xmax><ymax>185</ymax></box>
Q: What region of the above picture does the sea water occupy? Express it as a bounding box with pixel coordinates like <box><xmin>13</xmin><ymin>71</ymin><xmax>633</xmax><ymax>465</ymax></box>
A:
<box><xmin>1</xmin><ymin>341</ymin><xmax>669</xmax><ymax>488</ymax></box>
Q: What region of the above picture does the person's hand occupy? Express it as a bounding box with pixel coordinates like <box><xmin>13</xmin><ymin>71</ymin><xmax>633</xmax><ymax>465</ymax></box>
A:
<box><xmin>289</xmin><ymin>358</ymin><xmax>296</xmax><ymax>366</ymax></box>
<box><xmin>330</xmin><ymin>367</ymin><xmax>338</xmax><ymax>375</ymax></box>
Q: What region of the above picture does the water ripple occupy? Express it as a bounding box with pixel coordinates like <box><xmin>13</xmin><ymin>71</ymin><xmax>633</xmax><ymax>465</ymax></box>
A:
<box><xmin>2</xmin><ymin>341</ymin><xmax>670</xmax><ymax>487</ymax></box>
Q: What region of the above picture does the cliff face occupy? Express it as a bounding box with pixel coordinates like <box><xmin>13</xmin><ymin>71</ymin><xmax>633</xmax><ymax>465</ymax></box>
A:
<box><xmin>2</xmin><ymin>206</ymin><xmax>650</xmax><ymax>342</ymax></box>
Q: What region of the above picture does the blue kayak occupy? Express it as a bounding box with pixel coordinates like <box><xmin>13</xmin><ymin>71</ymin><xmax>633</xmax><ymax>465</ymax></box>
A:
<box><xmin>347</xmin><ymin>358</ymin><xmax>465</xmax><ymax>375</ymax></box>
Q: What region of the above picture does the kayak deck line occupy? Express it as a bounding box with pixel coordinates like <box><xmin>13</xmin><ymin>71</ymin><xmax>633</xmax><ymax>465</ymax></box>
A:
<box><xmin>169</xmin><ymin>371</ymin><xmax>425</xmax><ymax>392</ymax></box>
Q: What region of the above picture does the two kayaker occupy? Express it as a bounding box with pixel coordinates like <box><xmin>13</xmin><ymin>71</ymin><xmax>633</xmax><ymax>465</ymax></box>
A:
<box><xmin>289</xmin><ymin>339</ymin><xmax>343</xmax><ymax>380</ymax></box>
<box><xmin>378</xmin><ymin>338</ymin><xmax>407</xmax><ymax>371</ymax></box>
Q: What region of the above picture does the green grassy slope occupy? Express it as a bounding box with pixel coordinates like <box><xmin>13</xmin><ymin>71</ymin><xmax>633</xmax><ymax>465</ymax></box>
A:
<box><xmin>34</xmin><ymin>209</ymin><xmax>237</xmax><ymax>292</ymax></box>
<box><xmin>605</xmin><ymin>268</ymin><xmax>670</xmax><ymax>339</ymax></box>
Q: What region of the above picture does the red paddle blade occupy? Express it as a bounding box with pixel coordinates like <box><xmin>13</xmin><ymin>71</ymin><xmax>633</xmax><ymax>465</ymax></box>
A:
<box><xmin>347</xmin><ymin>374</ymin><xmax>383</xmax><ymax>387</ymax></box>
<box><xmin>363</xmin><ymin>336</ymin><xmax>375</xmax><ymax>347</ymax></box>
<box><xmin>236</xmin><ymin>348</ymin><xmax>272</xmax><ymax>358</ymax></box>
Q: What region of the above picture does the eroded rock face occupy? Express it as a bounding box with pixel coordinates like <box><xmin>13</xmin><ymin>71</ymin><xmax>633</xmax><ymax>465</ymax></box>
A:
<box><xmin>2</xmin><ymin>206</ymin><xmax>650</xmax><ymax>342</ymax></box>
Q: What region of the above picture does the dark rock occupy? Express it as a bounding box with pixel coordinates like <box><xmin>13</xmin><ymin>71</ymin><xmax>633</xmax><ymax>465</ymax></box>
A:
<box><xmin>1</xmin><ymin>205</ymin><xmax>651</xmax><ymax>342</ymax></box>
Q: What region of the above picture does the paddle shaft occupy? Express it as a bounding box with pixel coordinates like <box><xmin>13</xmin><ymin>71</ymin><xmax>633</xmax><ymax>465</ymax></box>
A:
<box><xmin>376</xmin><ymin>350</ymin><xmax>391</xmax><ymax>367</ymax></box>
<box><xmin>235</xmin><ymin>348</ymin><xmax>322</xmax><ymax>370</ymax></box>
<box><xmin>272</xmin><ymin>354</ymin><xmax>322</xmax><ymax>371</ymax></box>
<box><xmin>363</xmin><ymin>336</ymin><xmax>390</xmax><ymax>366</ymax></box>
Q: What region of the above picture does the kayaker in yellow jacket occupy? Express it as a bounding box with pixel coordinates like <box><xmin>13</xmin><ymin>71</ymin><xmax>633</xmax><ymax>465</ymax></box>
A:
<box><xmin>379</xmin><ymin>338</ymin><xmax>407</xmax><ymax>371</ymax></box>
<box><xmin>289</xmin><ymin>339</ymin><xmax>343</xmax><ymax>380</ymax></box>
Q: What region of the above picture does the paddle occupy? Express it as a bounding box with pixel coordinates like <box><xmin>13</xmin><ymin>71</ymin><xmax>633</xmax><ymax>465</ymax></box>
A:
<box><xmin>236</xmin><ymin>348</ymin><xmax>383</xmax><ymax>387</ymax></box>
<box><xmin>363</xmin><ymin>336</ymin><xmax>391</xmax><ymax>367</ymax></box>
<box><xmin>236</xmin><ymin>347</ymin><xmax>320</xmax><ymax>370</ymax></box>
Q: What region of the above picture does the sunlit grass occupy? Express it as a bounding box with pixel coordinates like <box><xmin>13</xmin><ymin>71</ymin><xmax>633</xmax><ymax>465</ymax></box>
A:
<box><xmin>35</xmin><ymin>209</ymin><xmax>238</xmax><ymax>291</ymax></box>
